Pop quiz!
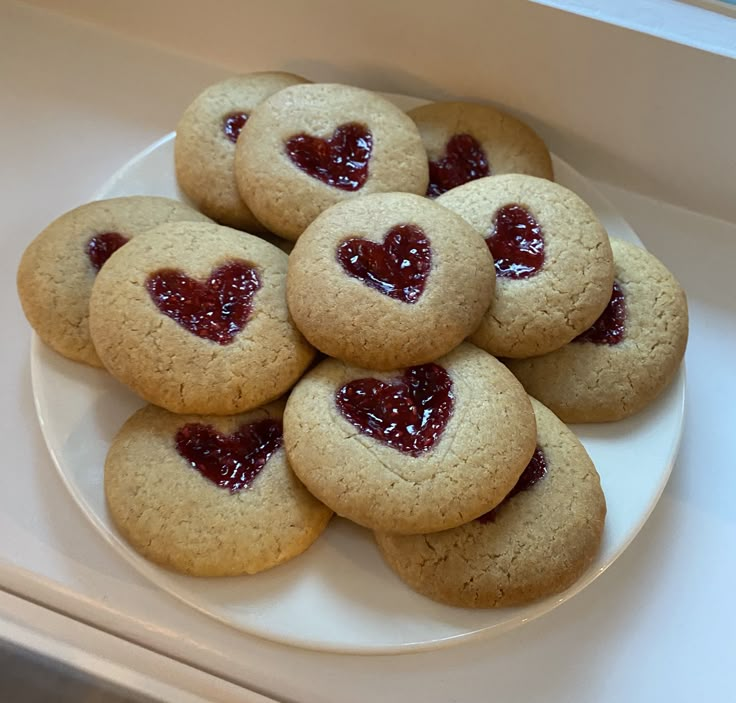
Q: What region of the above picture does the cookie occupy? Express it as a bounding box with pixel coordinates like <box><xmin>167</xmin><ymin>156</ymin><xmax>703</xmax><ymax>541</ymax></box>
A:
<box><xmin>407</xmin><ymin>101</ymin><xmax>554</xmax><ymax>198</ymax></box>
<box><xmin>283</xmin><ymin>343</ymin><xmax>537</xmax><ymax>534</ymax></box>
<box><xmin>375</xmin><ymin>397</ymin><xmax>606</xmax><ymax>607</ymax></box>
<box><xmin>437</xmin><ymin>174</ymin><xmax>615</xmax><ymax>358</ymax></box>
<box><xmin>105</xmin><ymin>401</ymin><xmax>332</xmax><ymax>576</ymax></box>
<box><xmin>505</xmin><ymin>238</ymin><xmax>688</xmax><ymax>422</ymax></box>
<box><xmin>16</xmin><ymin>196</ymin><xmax>210</xmax><ymax>367</ymax></box>
<box><xmin>234</xmin><ymin>83</ymin><xmax>429</xmax><ymax>240</ymax></box>
<box><xmin>89</xmin><ymin>221</ymin><xmax>315</xmax><ymax>414</ymax></box>
<box><xmin>175</xmin><ymin>71</ymin><xmax>308</xmax><ymax>231</ymax></box>
<box><xmin>287</xmin><ymin>192</ymin><xmax>495</xmax><ymax>370</ymax></box>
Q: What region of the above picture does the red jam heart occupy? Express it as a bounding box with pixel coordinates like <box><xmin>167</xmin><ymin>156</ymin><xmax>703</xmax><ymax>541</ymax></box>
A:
<box><xmin>146</xmin><ymin>261</ymin><xmax>261</xmax><ymax>345</ymax></box>
<box><xmin>477</xmin><ymin>446</ymin><xmax>548</xmax><ymax>524</ymax></box>
<box><xmin>485</xmin><ymin>204</ymin><xmax>545</xmax><ymax>279</ymax></box>
<box><xmin>574</xmin><ymin>281</ymin><xmax>626</xmax><ymax>345</ymax></box>
<box><xmin>86</xmin><ymin>232</ymin><xmax>129</xmax><ymax>272</ymax></box>
<box><xmin>427</xmin><ymin>133</ymin><xmax>490</xmax><ymax>198</ymax></box>
<box><xmin>337</xmin><ymin>224</ymin><xmax>431</xmax><ymax>304</ymax></box>
<box><xmin>285</xmin><ymin>123</ymin><xmax>373</xmax><ymax>191</ymax></box>
<box><xmin>176</xmin><ymin>419</ymin><xmax>283</xmax><ymax>493</ymax></box>
<box><xmin>222</xmin><ymin>112</ymin><xmax>248</xmax><ymax>143</ymax></box>
<box><xmin>335</xmin><ymin>363</ymin><xmax>454</xmax><ymax>456</ymax></box>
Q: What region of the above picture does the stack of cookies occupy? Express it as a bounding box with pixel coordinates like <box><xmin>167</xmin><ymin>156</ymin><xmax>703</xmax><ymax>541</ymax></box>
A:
<box><xmin>16</xmin><ymin>71</ymin><xmax>688</xmax><ymax>609</ymax></box>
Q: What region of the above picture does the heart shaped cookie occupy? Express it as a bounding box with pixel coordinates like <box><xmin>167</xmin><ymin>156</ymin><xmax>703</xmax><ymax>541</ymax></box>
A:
<box><xmin>408</xmin><ymin>101</ymin><xmax>554</xmax><ymax>194</ymax></box>
<box><xmin>234</xmin><ymin>83</ymin><xmax>429</xmax><ymax>240</ymax></box>
<box><xmin>506</xmin><ymin>239</ymin><xmax>687</xmax><ymax>423</ymax></box>
<box><xmin>287</xmin><ymin>192</ymin><xmax>494</xmax><ymax>370</ymax></box>
<box><xmin>437</xmin><ymin>175</ymin><xmax>615</xmax><ymax>358</ymax></box>
<box><xmin>105</xmin><ymin>401</ymin><xmax>332</xmax><ymax>577</ymax></box>
<box><xmin>284</xmin><ymin>344</ymin><xmax>536</xmax><ymax>534</ymax></box>
<box><xmin>374</xmin><ymin>398</ymin><xmax>606</xmax><ymax>609</ymax></box>
<box><xmin>89</xmin><ymin>222</ymin><xmax>315</xmax><ymax>415</ymax></box>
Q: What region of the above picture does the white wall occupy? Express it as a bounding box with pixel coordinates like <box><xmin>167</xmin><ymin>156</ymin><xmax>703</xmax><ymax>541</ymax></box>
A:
<box><xmin>21</xmin><ymin>0</ymin><xmax>736</xmax><ymax>222</ymax></box>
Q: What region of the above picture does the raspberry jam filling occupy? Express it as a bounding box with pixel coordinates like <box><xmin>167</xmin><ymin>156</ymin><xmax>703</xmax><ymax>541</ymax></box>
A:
<box><xmin>427</xmin><ymin>133</ymin><xmax>490</xmax><ymax>198</ymax></box>
<box><xmin>477</xmin><ymin>447</ymin><xmax>548</xmax><ymax>524</ymax></box>
<box><xmin>146</xmin><ymin>261</ymin><xmax>261</xmax><ymax>345</ymax></box>
<box><xmin>175</xmin><ymin>419</ymin><xmax>283</xmax><ymax>493</ymax></box>
<box><xmin>335</xmin><ymin>363</ymin><xmax>454</xmax><ymax>456</ymax></box>
<box><xmin>222</xmin><ymin>112</ymin><xmax>248</xmax><ymax>143</ymax></box>
<box><xmin>337</xmin><ymin>224</ymin><xmax>431</xmax><ymax>304</ymax></box>
<box><xmin>574</xmin><ymin>281</ymin><xmax>626</xmax><ymax>345</ymax></box>
<box><xmin>485</xmin><ymin>204</ymin><xmax>545</xmax><ymax>279</ymax></box>
<box><xmin>285</xmin><ymin>122</ymin><xmax>373</xmax><ymax>191</ymax></box>
<box><xmin>86</xmin><ymin>232</ymin><xmax>129</xmax><ymax>272</ymax></box>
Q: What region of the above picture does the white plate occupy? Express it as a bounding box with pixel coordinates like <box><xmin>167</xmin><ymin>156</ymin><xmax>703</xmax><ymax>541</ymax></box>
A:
<box><xmin>31</xmin><ymin>95</ymin><xmax>685</xmax><ymax>654</ymax></box>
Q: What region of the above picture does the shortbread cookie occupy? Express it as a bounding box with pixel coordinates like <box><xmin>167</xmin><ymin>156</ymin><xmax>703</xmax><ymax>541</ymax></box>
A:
<box><xmin>437</xmin><ymin>175</ymin><xmax>615</xmax><ymax>358</ymax></box>
<box><xmin>17</xmin><ymin>196</ymin><xmax>210</xmax><ymax>367</ymax></box>
<box><xmin>287</xmin><ymin>192</ymin><xmax>495</xmax><ymax>370</ymax></box>
<box><xmin>89</xmin><ymin>221</ymin><xmax>315</xmax><ymax>414</ymax></box>
<box><xmin>407</xmin><ymin>101</ymin><xmax>554</xmax><ymax>198</ymax></box>
<box><xmin>105</xmin><ymin>401</ymin><xmax>332</xmax><ymax>576</ymax></box>
<box><xmin>175</xmin><ymin>71</ymin><xmax>308</xmax><ymax>231</ymax></box>
<box><xmin>505</xmin><ymin>238</ymin><xmax>688</xmax><ymax>422</ymax></box>
<box><xmin>234</xmin><ymin>83</ymin><xmax>429</xmax><ymax>240</ymax></box>
<box><xmin>283</xmin><ymin>343</ymin><xmax>536</xmax><ymax>534</ymax></box>
<box><xmin>375</xmin><ymin>397</ymin><xmax>606</xmax><ymax>607</ymax></box>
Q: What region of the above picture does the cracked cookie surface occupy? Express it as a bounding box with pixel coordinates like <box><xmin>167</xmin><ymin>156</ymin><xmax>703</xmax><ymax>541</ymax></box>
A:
<box><xmin>505</xmin><ymin>238</ymin><xmax>688</xmax><ymax>422</ymax></box>
<box><xmin>437</xmin><ymin>174</ymin><xmax>615</xmax><ymax>358</ymax></box>
<box><xmin>105</xmin><ymin>400</ymin><xmax>332</xmax><ymax>576</ymax></box>
<box><xmin>283</xmin><ymin>343</ymin><xmax>536</xmax><ymax>534</ymax></box>
<box><xmin>287</xmin><ymin>192</ymin><xmax>495</xmax><ymax>370</ymax></box>
<box><xmin>374</xmin><ymin>397</ymin><xmax>606</xmax><ymax>607</ymax></box>
<box><xmin>234</xmin><ymin>83</ymin><xmax>429</xmax><ymax>240</ymax></box>
<box><xmin>175</xmin><ymin>71</ymin><xmax>309</xmax><ymax>231</ymax></box>
<box><xmin>89</xmin><ymin>221</ymin><xmax>315</xmax><ymax>414</ymax></box>
<box><xmin>17</xmin><ymin>196</ymin><xmax>210</xmax><ymax>367</ymax></box>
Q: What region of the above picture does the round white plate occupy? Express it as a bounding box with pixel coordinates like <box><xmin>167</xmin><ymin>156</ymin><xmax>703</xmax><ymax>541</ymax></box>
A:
<box><xmin>31</xmin><ymin>96</ymin><xmax>685</xmax><ymax>654</ymax></box>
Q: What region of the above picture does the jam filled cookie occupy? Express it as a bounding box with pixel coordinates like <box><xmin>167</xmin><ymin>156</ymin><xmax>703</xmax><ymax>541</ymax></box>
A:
<box><xmin>375</xmin><ymin>397</ymin><xmax>606</xmax><ymax>607</ymax></box>
<box><xmin>234</xmin><ymin>83</ymin><xmax>429</xmax><ymax>240</ymax></box>
<box><xmin>407</xmin><ymin>101</ymin><xmax>554</xmax><ymax>198</ymax></box>
<box><xmin>283</xmin><ymin>343</ymin><xmax>536</xmax><ymax>535</ymax></box>
<box><xmin>437</xmin><ymin>174</ymin><xmax>615</xmax><ymax>358</ymax></box>
<box><xmin>105</xmin><ymin>401</ymin><xmax>332</xmax><ymax>576</ymax></box>
<box><xmin>287</xmin><ymin>192</ymin><xmax>495</xmax><ymax>370</ymax></box>
<box><xmin>17</xmin><ymin>196</ymin><xmax>210</xmax><ymax>367</ymax></box>
<box><xmin>89</xmin><ymin>221</ymin><xmax>315</xmax><ymax>414</ymax></box>
<box><xmin>175</xmin><ymin>71</ymin><xmax>308</xmax><ymax>231</ymax></box>
<box><xmin>505</xmin><ymin>238</ymin><xmax>688</xmax><ymax>423</ymax></box>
